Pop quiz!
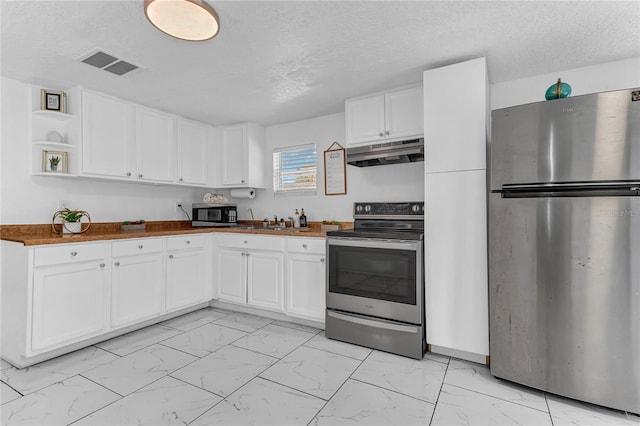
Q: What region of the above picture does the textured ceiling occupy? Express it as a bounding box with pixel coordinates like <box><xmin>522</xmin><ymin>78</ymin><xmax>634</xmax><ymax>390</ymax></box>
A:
<box><xmin>2</xmin><ymin>1</ymin><xmax>639</xmax><ymax>127</ymax></box>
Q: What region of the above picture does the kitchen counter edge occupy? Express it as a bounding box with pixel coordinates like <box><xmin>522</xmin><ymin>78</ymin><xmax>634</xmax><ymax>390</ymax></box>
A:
<box><xmin>0</xmin><ymin>220</ymin><xmax>348</xmax><ymax>246</ymax></box>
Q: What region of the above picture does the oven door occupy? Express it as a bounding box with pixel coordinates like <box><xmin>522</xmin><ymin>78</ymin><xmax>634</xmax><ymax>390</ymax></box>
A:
<box><xmin>326</xmin><ymin>237</ymin><xmax>423</xmax><ymax>325</ymax></box>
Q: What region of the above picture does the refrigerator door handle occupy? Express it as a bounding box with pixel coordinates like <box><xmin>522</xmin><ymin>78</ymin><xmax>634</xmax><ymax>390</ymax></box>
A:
<box><xmin>501</xmin><ymin>186</ymin><xmax>640</xmax><ymax>198</ymax></box>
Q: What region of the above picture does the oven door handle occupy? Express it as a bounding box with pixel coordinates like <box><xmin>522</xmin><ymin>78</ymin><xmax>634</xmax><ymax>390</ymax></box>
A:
<box><xmin>327</xmin><ymin>310</ymin><xmax>420</xmax><ymax>334</ymax></box>
<box><xmin>327</xmin><ymin>237</ymin><xmax>420</xmax><ymax>251</ymax></box>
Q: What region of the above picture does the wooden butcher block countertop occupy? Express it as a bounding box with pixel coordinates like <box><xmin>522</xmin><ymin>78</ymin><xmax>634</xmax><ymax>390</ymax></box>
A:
<box><xmin>0</xmin><ymin>221</ymin><xmax>352</xmax><ymax>246</ymax></box>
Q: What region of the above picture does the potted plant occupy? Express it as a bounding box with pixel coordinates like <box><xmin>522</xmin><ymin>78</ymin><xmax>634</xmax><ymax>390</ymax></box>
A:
<box><xmin>49</xmin><ymin>155</ymin><xmax>60</xmax><ymax>171</ymax></box>
<box><xmin>321</xmin><ymin>220</ymin><xmax>341</xmax><ymax>232</ymax></box>
<box><xmin>52</xmin><ymin>208</ymin><xmax>91</xmax><ymax>234</ymax></box>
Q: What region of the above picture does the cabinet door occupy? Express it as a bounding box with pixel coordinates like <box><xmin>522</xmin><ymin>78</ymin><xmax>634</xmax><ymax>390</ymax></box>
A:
<box><xmin>345</xmin><ymin>95</ymin><xmax>385</xmax><ymax>146</ymax></box>
<box><xmin>216</xmin><ymin>249</ymin><xmax>246</xmax><ymax>304</ymax></box>
<box><xmin>425</xmin><ymin>169</ymin><xmax>488</xmax><ymax>355</ymax></box>
<box><xmin>32</xmin><ymin>261</ymin><xmax>108</xmax><ymax>352</ymax></box>
<box><xmin>247</xmin><ymin>251</ymin><xmax>283</xmax><ymax>311</ymax></box>
<box><xmin>135</xmin><ymin>107</ymin><xmax>175</xmax><ymax>182</ymax></box>
<box><xmin>111</xmin><ymin>253</ymin><xmax>164</xmax><ymax>328</ymax></box>
<box><xmin>82</xmin><ymin>91</ymin><xmax>134</xmax><ymax>178</ymax></box>
<box><xmin>385</xmin><ymin>86</ymin><xmax>423</xmax><ymax>142</ymax></box>
<box><xmin>177</xmin><ymin>119</ymin><xmax>208</xmax><ymax>185</ymax></box>
<box><xmin>286</xmin><ymin>254</ymin><xmax>326</xmax><ymax>321</ymax></box>
<box><xmin>166</xmin><ymin>248</ymin><xmax>207</xmax><ymax>311</ymax></box>
<box><xmin>221</xmin><ymin>124</ymin><xmax>247</xmax><ymax>185</ymax></box>
<box><xmin>423</xmin><ymin>58</ymin><xmax>487</xmax><ymax>173</ymax></box>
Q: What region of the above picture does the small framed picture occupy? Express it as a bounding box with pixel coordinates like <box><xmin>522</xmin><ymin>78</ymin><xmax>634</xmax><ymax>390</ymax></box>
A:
<box><xmin>40</xmin><ymin>89</ymin><xmax>67</xmax><ymax>113</ymax></box>
<box><xmin>42</xmin><ymin>150</ymin><xmax>68</xmax><ymax>173</ymax></box>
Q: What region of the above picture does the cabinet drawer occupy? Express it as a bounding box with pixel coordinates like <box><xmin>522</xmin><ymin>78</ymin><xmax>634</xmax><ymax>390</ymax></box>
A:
<box><xmin>112</xmin><ymin>238</ymin><xmax>164</xmax><ymax>257</ymax></box>
<box><xmin>34</xmin><ymin>242</ymin><xmax>106</xmax><ymax>267</ymax></box>
<box><xmin>287</xmin><ymin>237</ymin><xmax>325</xmax><ymax>254</ymax></box>
<box><xmin>167</xmin><ymin>234</ymin><xmax>207</xmax><ymax>251</ymax></box>
<box><xmin>217</xmin><ymin>234</ymin><xmax>283</xmax><ymax>251</ymax></box>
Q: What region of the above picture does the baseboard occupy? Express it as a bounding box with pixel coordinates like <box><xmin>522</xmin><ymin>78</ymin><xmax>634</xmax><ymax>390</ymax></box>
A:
<box><xmin>428</xmin><ymin>344</ymin><xmax>488</xmax><ymax>365</ymax></box>
<box><xmin>208</xmin><ymin>300</ymin><xmax>325</xmax><ymax>330</ymax></box>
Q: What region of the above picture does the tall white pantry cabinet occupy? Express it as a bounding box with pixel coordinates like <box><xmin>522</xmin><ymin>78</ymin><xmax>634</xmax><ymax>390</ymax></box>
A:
<box><xmin>423</xmin><ymin>57</ymin><xmax>489</xmax><ymax>362</ymax></box>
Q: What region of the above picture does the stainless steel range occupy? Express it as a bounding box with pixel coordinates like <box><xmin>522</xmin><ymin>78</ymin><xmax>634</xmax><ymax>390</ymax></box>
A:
<box><xmin>325</xmin><ymin>201</ymin><xmax>425</xmax><ymax>359</ymax></box>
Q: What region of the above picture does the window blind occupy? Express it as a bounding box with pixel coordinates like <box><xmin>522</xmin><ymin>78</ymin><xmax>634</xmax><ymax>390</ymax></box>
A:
<box><xmin>273</xmin><ymin>143</ymin><xmax>317</xmax><ymax>195</ymax></box>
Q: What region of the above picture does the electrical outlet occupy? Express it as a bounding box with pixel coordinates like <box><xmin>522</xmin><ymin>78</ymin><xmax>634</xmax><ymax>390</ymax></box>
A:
<box><xmin>58</xmin><ymin>200</ymin><xmax>70</xmax><ymax>210</ymax></box>
<box><xmin>176</xmin><ymin>202</ymin><xmax>183</xmax><ymax>214</ymax></box>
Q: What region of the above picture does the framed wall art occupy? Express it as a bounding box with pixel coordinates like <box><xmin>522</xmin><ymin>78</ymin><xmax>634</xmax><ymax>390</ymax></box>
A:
<box><xmin>324</xmin><ymin>141</ymin><xmax>347</xmax><ymax>195</ymax></box>
<box><xmin>40</xmin><ymin>89</ymin><xmax>67</xmax><ymax>113</ymax></box>
<box><xmin>42</xmin><ymin>150</ymin><xmax>68</xmax><ymax>173</ymax></box>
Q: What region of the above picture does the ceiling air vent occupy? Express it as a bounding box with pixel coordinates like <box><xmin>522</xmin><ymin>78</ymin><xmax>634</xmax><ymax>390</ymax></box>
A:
<box><xmin>77</xmin><ymin>49</ymin><xmax>141</xmax><ymax>76</ymax></box>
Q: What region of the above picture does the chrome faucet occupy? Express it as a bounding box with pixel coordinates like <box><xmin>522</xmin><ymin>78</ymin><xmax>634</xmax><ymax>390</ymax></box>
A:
<box><xmin>248</xmin><ymin>208</ymin><xmax>255</xmax><ymax>225</ymax></box>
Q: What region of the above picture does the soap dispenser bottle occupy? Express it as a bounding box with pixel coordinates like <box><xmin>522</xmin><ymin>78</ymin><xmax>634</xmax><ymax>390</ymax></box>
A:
<box><xmin>293</xmin><ymin>209</ymin><xmax>301</xmax><ymax>228</ymax></box>
<box><xmin>300</xmin><ymin>208</ymin><xmax>307</xmax><ymax>228</ymax></box>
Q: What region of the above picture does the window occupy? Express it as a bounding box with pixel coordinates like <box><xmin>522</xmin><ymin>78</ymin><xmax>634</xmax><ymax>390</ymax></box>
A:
<box><xmin>273</xmin><ymin>143</ymin><xmax>317</xmax><ymax>195</ymax></box>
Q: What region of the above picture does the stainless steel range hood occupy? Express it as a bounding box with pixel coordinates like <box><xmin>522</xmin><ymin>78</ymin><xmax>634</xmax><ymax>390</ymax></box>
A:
<box><xmin>346</xmin><ymin>139</ymin><xmax>424</xmax><ymax>167</ymax></box>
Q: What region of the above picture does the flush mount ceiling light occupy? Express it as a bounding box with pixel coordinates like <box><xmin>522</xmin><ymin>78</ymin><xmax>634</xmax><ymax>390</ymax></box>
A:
<box><xmin>144</xmin><ymin>0</ymin><xmax>220</xmax><ymax>41</ymax></box>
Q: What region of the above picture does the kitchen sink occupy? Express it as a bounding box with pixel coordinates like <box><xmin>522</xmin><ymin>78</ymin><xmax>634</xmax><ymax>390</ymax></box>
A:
<box><xmin>231</xmin><ymin>225</ymin><xmax>300</xmax><ymax>232</ymax></box>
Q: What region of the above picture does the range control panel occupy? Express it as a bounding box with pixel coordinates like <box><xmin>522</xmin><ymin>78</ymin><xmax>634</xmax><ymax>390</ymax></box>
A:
<box><xmin>353</xmin><ymin>202</ymin><xmax>424</xmax><ymax>218</ymax></box>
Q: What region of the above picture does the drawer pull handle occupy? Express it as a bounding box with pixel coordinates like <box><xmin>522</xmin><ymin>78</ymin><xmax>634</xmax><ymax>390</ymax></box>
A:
<box><xmin>138</xmin><ymin>245</ymin><xmax>143</xmax><ymax>249</ymax></box>
<box><xmin>70</xmin><ymin>251</ymin><xmax>77</xmax><ymax>256</ymax></box>
<box><xmin>302</xmin><ymin>244</ymin><xmax>307</xmax><ymax>248</ymax></box>
<box><xmin>126</xmin><ymin>172</ymin><xmax>132</xmax><ymax>177</ymax></box>
<box><xmin>169</xmin><ymin>254</ymin><xmax>174</xmax><ymax>259</ymax></box>
<box><xmin>244</xmin><ymin>240</ymin><xmax>248</xmax><ymax>244</ymax></box>
<box><xmin>138</xmin><ymin>173</ymin><xmax>143</xmax><ymax>178</ymax></box>
<box><xmin>114</xmin><ymin>261</ymin><xmax>120</xmax><ymax>266</ymax></box>
<box><xmin>99</xmin><ymin>263</ymin><xmax>105</xmax><ymax>268</ymax></box>
<box><xmin>320</xmin><ymin>258</ymin><xmax>325</xmax><ymax>263</ymax></box>
<box><xmin>245</xmin><ymin>253</ymin><xmax>250</xmax><ymax>257</ymax></box>
<box><xmin>186</xmin><ymin>240</ymin><xmax>190</xmax><ymax>244</ymax></box>
<box><xmin>241</xmin><ymin>252</ymin><xmax>246</xmax><ymax>256</ymax></box>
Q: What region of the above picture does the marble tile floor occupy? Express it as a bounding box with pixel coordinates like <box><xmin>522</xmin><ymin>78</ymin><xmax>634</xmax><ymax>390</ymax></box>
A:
<box><xmin>1</xmin><ymin>308</ymin><xmax>638</xmax><ymax>426</ymax></box>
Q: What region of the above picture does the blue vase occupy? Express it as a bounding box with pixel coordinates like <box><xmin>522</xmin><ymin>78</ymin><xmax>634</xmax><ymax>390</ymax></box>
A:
<box><xmin>545</xmin><ymin>79</ymin><xmax>572</xmax><ymax>100</ymax></box>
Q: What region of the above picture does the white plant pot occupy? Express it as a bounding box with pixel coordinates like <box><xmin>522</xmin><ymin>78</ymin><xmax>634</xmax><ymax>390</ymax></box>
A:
<box><xmin>62</xmin><ymin>221</ymin><xmax>82</xmax><ymax>234</ymax></box>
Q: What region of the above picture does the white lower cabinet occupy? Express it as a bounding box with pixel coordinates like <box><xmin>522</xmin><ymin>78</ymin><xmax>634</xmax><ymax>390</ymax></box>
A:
<box><xmin>166</xmin><ymin>235</ymin><xmax>210</xmax><ymax>312</ymax></box>
<box><xmin>247</xmin><ymin>251</ymin><xmax>283</xmax><ymax>311</ymax></box>
<box><xmin>1</xmin><ymin>234</ymin><xmax>214</xmax><ymax>368</ymax></box>
<box><xmin>111</xmin><ymin>238</ymin><xmax>165</xmax><ymax>328</ymax></box>
<box><xmin>215</xmin><ymin>234</ymin><xmax>283</xmax><ymax>311</ymax></box>
<box><xmin>31</xmin><ymin>243</ymin><xmax>109</xmax><ymax>353</ymax></box>
<box><xmin>217</xmin><ymin>249</ymin><xmax>246</xmax><ymax>304</ymax></box>
<box><xmin>285</xmin><ymin>238</ymin><xmax>326</xmax><ymax>322</ymax></box>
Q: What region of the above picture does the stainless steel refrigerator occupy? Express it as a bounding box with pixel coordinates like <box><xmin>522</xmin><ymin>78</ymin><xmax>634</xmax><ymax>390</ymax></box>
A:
<box><xmin>489</xmin><ymin>88</ymin><xmax>640</xmax><ymax>414</ymax></box>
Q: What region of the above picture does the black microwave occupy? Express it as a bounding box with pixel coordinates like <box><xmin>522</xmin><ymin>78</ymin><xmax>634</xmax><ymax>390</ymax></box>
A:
<box><xmin>192</xmin><ymin>204</ymin><xmax>237</xmax><ymax>227</ymax></box>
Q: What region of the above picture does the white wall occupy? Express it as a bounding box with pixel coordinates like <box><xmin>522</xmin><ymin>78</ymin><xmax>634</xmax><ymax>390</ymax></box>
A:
<box><xmin>491</xmin><ymin>57</ymin><xmax>640</xmax><ymax>110</ymax></box>
<box><xmin>228</xmin><ymin>113</ymin><xmax>425</xmax><ymax>223</ymax></box>
<box><xmin>0</xmin><ymin>77</ymin><xmax>203</xmax><ymax>225</ymax></box>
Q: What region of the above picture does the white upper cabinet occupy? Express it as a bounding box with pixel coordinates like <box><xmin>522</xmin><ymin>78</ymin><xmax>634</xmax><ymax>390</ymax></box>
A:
<box><xmin>135</xmin><ymin>107</ymin><xmax>175</xmax><ymax>182</ymax></box>
<box><xmin>346</xmin><ymin>85</ymin><xmax>423</xmax><ymax>147</ymax></box>
<box><xmin>80</xmin><ymin>89</ymin><xmax>210</xmax><ymax>187</ymax></box>
<box><xmin>220</xmin><ymin>122</ymin><xmax>265</xmax><ymax>188</ymax></box>
<box><xmin>82</xmin><ymin>90</ymin><xmax>134</xmax><ymax>178</ymax></box>
<box><xmin>423</xmin><ymin>57</ymin><xmax>488</xmax><ymax>173</ymax></box>
<box><xmin>345</xmin><ymin>94</ymin><xmax>386</xmax><ymax>146</ymax></box>
<box><xmin>176</xmin><ymin>118</ymin><xmax>209</xmax><ymax>185</ymax></box>
<box><xmin>385</xmin><ymin>87</ymin><xmax>424</xmax><ymax>141</ymax></box>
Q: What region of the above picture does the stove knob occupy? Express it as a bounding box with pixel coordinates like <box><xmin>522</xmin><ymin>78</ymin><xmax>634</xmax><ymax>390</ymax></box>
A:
<box><xmin>356</xmin><ymin>205</ymin><xmax>363</xmax><ymax>213</ymax></box>
<box><xmin>364</xmin><ymin>205</ymin><xmax>371</xmax><ymax>213</ymax></box>
<box><xmin>412</xmin><ymin>204</ymin><xmax>420</xmax><ymax>213</ymax></box>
